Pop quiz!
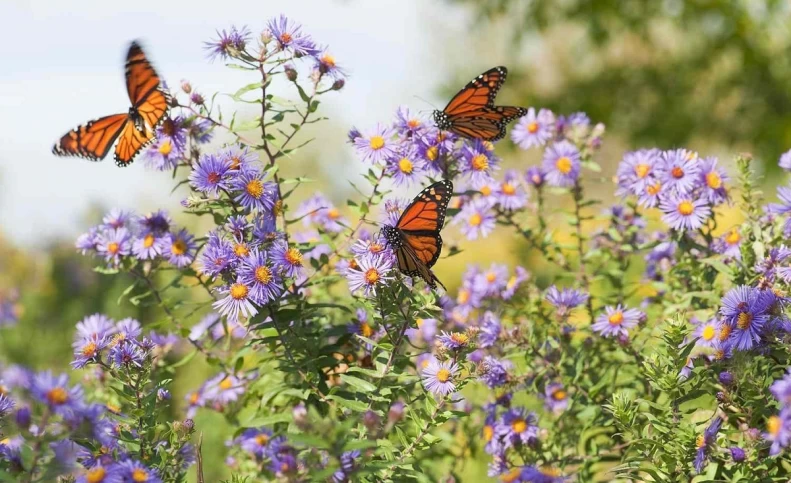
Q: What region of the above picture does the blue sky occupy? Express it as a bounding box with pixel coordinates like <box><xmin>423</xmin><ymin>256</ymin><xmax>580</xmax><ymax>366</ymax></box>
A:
<box><xmin>0</xmin><ymin>0</ymin><xmax>486</xmax><ymax>244</ymax></box>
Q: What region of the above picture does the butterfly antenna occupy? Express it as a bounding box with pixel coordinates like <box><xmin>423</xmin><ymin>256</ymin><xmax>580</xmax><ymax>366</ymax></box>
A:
<box><xmin>413</xmin><ymin>95</ymin><xmax>438</xmax><ymax>112</ymax></box>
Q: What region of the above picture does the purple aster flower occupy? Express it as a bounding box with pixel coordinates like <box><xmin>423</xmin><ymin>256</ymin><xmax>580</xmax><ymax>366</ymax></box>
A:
<box><xmin>495</xmin><ymin>170</ymin><xmax>528</xmax><ymax>211</ymax></box>
<box><xmin>131</xmin><ymin>231</ymin><xmax>163</xmax><ymax>260</ymax></box>
<box><xmin>780</xmin><ymin>150</ymin><xmax>791</xmax><ymax>171</ymax></box>
<box><xmin>154</xmin><ymin>117</ymin><xmax>187</xmax><ymax>153</ymax></box>
<box><xmin>189</xmin><ymin>153</ymin><xmax>233</xmax><ymax>197</ymax></box>
<box><xmin>479</xmin><ymin>356</ymin><xmax>511</xmax><ymax>388</ymax></box>
<box><xmin>545</xmin><ymin>286</ymin><xmax>588</xmax><ymax>319</ymax></box>
<box><xmin>479</xmin><ymin>312</ymin><xmax>501</xmax><ymax>348</ymax></box>
<box><xmin>157</xmin><ymin>228</ymin><xmax>196</xmax><ymax>267</ymax></box>
<box><xmin>0</xmin><ymin>394</ymin><xmax>14</xmax><ymax>417</ymax></box>
<box><xmin>189</xmin><ymin>118</ymin><xmax>213</xmax><ymax>144</ymax></box>
<box><xmin>495</xmin><ymin>407</ymin><xmax>538</xmax><ymax>448</ymax></box>
<box><xmin>437</xmin><ymin>331</ymin><xmax>471</xmax><ymax>350</ymax></box>
<box><xmin>615</xmin><ymin>149</ymin><xmax>662</xmax><ymax>197</ymax></box>
<box><xmin>394</xmin><ymin>105</ymin><xmax>429</xmax><ymax>138</ymax></box>
<box><xmin>719</xmin><ymin>286</ymin><xmax>774</xmax><ymax>351</ymax></box>
<box><xmin>314</xmin><ymin>50</ymin><xmax>346</xmax><ymax>80</ymax></box>
<box><xmin>238</xmin><ymin>249</ymin><xmax>283</xmax><ymax>305</ymax></box>
<box><xmin>660</xmin><ymin>149</ymin><xmax>700</xmax><ymax>194</ymax></box>
<box><xmin>76</xmin><ymin>227</ymin><xmax>100</xmax><ymax>254</ymax></box>
<box><xmin>231</xmin><ymin>170</ymin><xmax>277</xmax><ymax>213</ymax></box>
<box><xmin>109</xmin><ymin>342</ymin><xmax>146</xmax><ymax>367</ymax></box>
<box><xmin>220</xmin><ymin>144</ymin><xmax>259</xmax><ymax>173</ymax></box>
<box><xmin>199</xmin><ymin>232</ymin><xmax>235</xmax><ymax>278</ymax></box>
<box><xmin>385</xmin><ymin>146</ymin><xmax>425</xmax><ymax>186</ymax></box>
<box><xmin>659</xmin><ymin>195</ymin><xmax>711</xmax><ymax>231</ymax></box>
<box><xmin>204</xmin><ymin>25</ymin><xmax>250</xmax><ymax>61</ymax></box>
<box><xmin>96</xmin><ymin>228</ymin><xmax>131</xmax><ymax>265</ymax></box>
<box><xmin>31</xmin><ymin>371</ymin><xmax>83</xmax><ymax>417</ymax></box>
<box><xmin>475</xmin><ymin>263</ymin><xmax>509</xmax><ymax>297</ymax></box>
<box><xmin>116</xmin><ymin>459</ymin><xmax>162</xmax><ymax>483</ymax></box>
<box><xmin>347</xmin><ymin>254</ymin><xmax>394</xmax><ymax>297</ymax></box>
<box><xmin>266</xmin><ymin>15</ymin><xmax>319</xmax><ymax>56</ymax></box>
<box><xmin>225</xmin><ymin>215</ymin><xmax>249</xmax><ymax>241</ymax></box>
<box><xmin>730</xmin><ymin>446</ymin><xmax>746</xmax><ymax>463</ymax></box>
<box><xmin>142</xmin><ymin>137</ymin><xmax>180</xmax><ymax>171</ymax></box>
<box><xmin>525</xmin><ymin>166</ymin><xmax>545</xmax><ymax>187</ymax></box>
<box><xmin>454</xmin><ymin>198</ymin><xmax>496</xmax><ymax>240</ymax></box>
<box><xmin>542</xmin><ymin>140</ymin><xmax>580</xmax><ymax>188</ymax></box>
<box><xmin>421</xmin><ymin>358</ymin><xmax>459</xmax><ymax>397</ymax></box>
<box><xmin>75</xmin><ymin>314</ymin><xmax>115</xmax><ymax>341</ymax></box>
<box><xmin>76</xmin><ymin>464</ymin><xmax>123</xmax><ymax>483</ymax></box>
<box><xmin>754</xmin><ymin>246</ymin><xmax>791</xmax><ymax>281</ymax></box>
<box><xmin>271</xmin><ymin>242</ymin><xmax>305</xmax><ymax>277</ymax></box>
<box><xmin>71</xmin><ymin>335</ymin><xmax>109</xmax><ymax>369</ymax></box>
<box><xmin>694</xmin><ymin>417</ymin><xmax>723</xmax><ymax>473</ymax></box>
<box><xmin>460</xmin><ymin>140</ymin><xmax>499</xmax><ymax>185</ymax></box>
<box><xmin>692</xmin><ymin>317</ymin><xmax>721</xmax><ymax>349</ymax></box>
<box><xmin>101</xmin><ymin>208</ymin><xmax>135</xmax><ymax>230</ymax></box>
<box><xmin>382</xmin><ymin>198</ymin><xmax>409</xmax><ymax>226</ymax></box>
<box><xmin>543</xmin><ymin>383</ymin><xmax>569</xmax><ymax>413</ymax></box>
<box><xmin>511</xmin><ymin>108</ymin><xmax>555</xmax><ymax>149</ymax></box>
<box><xmin>405</xmin><ymin>317</ymin><xmax>438</xmax><ymax>345</ymax></box>
<box><xmin>213</xmin><ymin>278</ymin><xmax>258</xmax><ymax>321</ymax></box>
<box><xmin>293</xmin><ymin>229</ymin><xmax>332</xmax><ymax>261</ymax></box>
<box><xmin>138</xmin><ymin>210</ymin><xmax>171</xmax><ymax>234</ymax></box>
<box><xmin>204</xmin><ymin>373</ymin><xmax>245</xmax><ymax>405</ymax></box>
<box><xmin>637</xmin><ymin>179</ymin><xmax>665</xmax><ymax>208</ymax></box>
<box><xmin>591</xmin><ymin>304</ymin><xmax>643</xmax><ymax>338</ymax></box>
<box><xmin>236</xmin><ymin>427</ymin><xmax>273</xmax><ymax>459</ymax></box>
<box><xmin>772</xmin><ymin>369</ymin><xmax>791</xmax><ymax>407</ymax></box>
<box><xmin>253</xmin><ymin>212</ymin><xmax>279</xmax><ymax>241</ymax></box>
<box><xmin>698</xmin><ymin>156</ymin><xmax>729</xmax><ymax>205</ymax></box>
<box><xmin>296</xmin><ymin>193</ymin><xmax>347</xmax><ymax>233</ymax></box>
<box><xmin>520</xmin><ymin>466</ymin><xmax>568</xmax><ymax>483</ymax></box>
<box><xmin>354</xmin><ymin>124</ymin><xmax>397</xmax><ymax>164</ymax></box>
<box><xmin>502</xmin><ymin>266</ymin><xmax>529</xmax><ymax>299</ymax></box>
<box><xmin>767</xmin><ymin>185</ymin><xmax>791</xmax><ymax>237</ymax></box>
<box><xmin>711</xmin><ymin>228</ymin><xmax>742</xmax><ymax>260</ymax></box>
<box><xmin>766</xmin><ymin>409</ymin><xmax>791</xmax><ymax>455</ymax></box>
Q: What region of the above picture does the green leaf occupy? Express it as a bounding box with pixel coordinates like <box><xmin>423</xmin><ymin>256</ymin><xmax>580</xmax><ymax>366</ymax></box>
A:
<box><xmin>243</xmin><ymin>413</ymin><xmax>293</xmax><ymax>427</ymax></box>
<box><xmin>341</xmin><ymin>375</ymin><xmax>377</xmax><ymax>393</ymax></box>
<box><xmin>230</xmin><ymin>82</ymin><xmax>263</xmax><ymax>101</ymax></box>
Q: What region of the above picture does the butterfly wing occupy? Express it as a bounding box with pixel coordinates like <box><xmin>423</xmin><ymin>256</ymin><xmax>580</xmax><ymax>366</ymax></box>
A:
<box><xmin>52</xmin><ymin>114</ymin><xmax>129</xmax><ymax>161</ymax></box>
<box><xmin>114</xmin><ymin>121</ymin><xmax>153</xmax><ymax>167</ymax></box>
<box><xmin>442</xmin><ymin>66</ymin><xmax>508</xmax><ymax>115</ymax></box>
<box><xmin>126</xmin><ymin>41</ymin><xmax>169</xmax><ymax>128</ymax></box>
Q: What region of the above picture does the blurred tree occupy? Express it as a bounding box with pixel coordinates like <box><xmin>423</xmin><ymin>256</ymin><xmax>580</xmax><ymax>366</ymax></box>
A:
<box><xmin>447</xmin><ymin>0</ymin><xmax>791</xmax><ymax>165</ymax></box>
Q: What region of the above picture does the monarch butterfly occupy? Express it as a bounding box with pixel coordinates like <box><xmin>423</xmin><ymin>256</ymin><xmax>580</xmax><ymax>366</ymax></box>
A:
<box><xmin>52</xmin><ymin>41</ymin><xmax>169</xmax><ymax>167</ymax></box>
<box><xmin>432</xmin><ymin>66</ymin><xmax>527</xmax><ymax>142</ymax></box>
<box><xmin>382</xmin><ymin>180</ymin><xmax>453</xmax><ymax>290</ymax></box>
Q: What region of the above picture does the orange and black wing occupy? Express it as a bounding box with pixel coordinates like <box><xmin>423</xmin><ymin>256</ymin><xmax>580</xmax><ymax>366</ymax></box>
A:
<box><xmin>114</xmin><ymin>121</ymin><xmax>153</xmax><ymax>167</ymax></box>
<box><xmin>126</xmin><ymin>41</ymin><xmax>169</xmax><ymax>128</ymax></box>
<box><xmin>52</xmin><ymin>114</ymin><xmax>129</xmax><ymax>161</ymax></box>
<box><xmin>442</xmin><ymin>66</ymin><xmax>508</xmax><ymax>116</ymax></box>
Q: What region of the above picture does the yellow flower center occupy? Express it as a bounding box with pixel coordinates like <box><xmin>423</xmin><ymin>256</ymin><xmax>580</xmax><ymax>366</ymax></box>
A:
<box><xmin>527</xmin><ymin>121</ymin><xmax>539</xmax><ymax>134</ymax></box>
<box><xmin>706</xmin><ymin>171</ymin><xmax>722</xmax><ymax>189</ymax></box>
<box><xmin>436</xmin><ymin>368</ymin><xmax>451</xmax><ymax>383</ymax></box>
<box><xmin>480</xmin><ymin>185</ymin><xmax>492</xmax><ymax>196</ymax></box>
<box><xmin>369</xmin><ymin>135</ymin><xmax>385</xmax><ymax>150</ymax></box>
<box><xmin>677</xmin><ymin>201</ymin><xmax>694</xmax><ymax>216</ymax></box>
<box><xmin>647</xmin><ymin>182</ymin><xmax>662</xmax><ymax>196</ymax></box>
<box><xmin>360</xmin><ymin>322</ymin><xmax>374</xmax><ymax>338</ymax></box>
<box><xmin>416</xmin><ymin>318</ymin><xmax>424</xmax><ymax>328</ymax></box>
<box><xmin>86</xmin><ymin>467</ymin><xmax>107</xmax><ymax>483</ymax></box>
<box><xmin>451</xmin><ymin>332</ymin><xmax>469</xmax><ymax>345</ymax></box>
<box><xmin>369</xmin><ymin>243</ymin><xmax>384</xmax><ymax>254</ymax></box>
<box><xmin>696</xmin><ymin>434</ymin><xmax>706</xmax><ymax>449</ymax></box>
<box><xmin>718</xmin><ymin>324</ymin><xmax>732</xmax><ymax>342</ymax></box>
<box><xmin>768</xmin><ymin>415</ymin><xmax>782</xmax><ymax>436</ymax></box>
<box><xmin>285</xmin><ymin>248</ymin><xmax>303</xmax><ymax>266</ymax></box>
<box><xmin>230</xmin><ymin>156</ymin><xmax>241</xmax><ymax>170</ymax></box>
<box><xmin>469</xmin><ymin>213</ymin><xmax>482</xmax><ymax>227</ymax></box>
<box><xmin>106</xmin><ymin>403</ymin><xmax>120</xmax><ymax>414</ymax></box>
<box><xmin>555</xmin><ymin>156</ymin><xmax>572</xmax><ymax>174</ymax></box>
<box><xmin>230</xmin><ymin>283</ymin><xmax>248</xmax><ymax>300</ymax></box>
<box><xmin>143</xmin><ymin>234</ymin><xmax>155</xmax><ymax>248</ymax></box>
<box><xmin>81</xmin><ymin>341</ymin><xmax>97</xmax><ymax>357</ymax></box>
<box><xmin>255</xmin><ymin>266</ymin><xmax>272</xmax><ymax>284</ymax></box>
<box><xmin>189</xmin><ymin>392</ymin><xmax>200</xmax><ymax>404</ymax></box>
<box><xmin>511</xmin><ymin>418</ymin><xmax>527</xmax><ymax>433</ymax></box>
<box><xmin>279</xmin><ymin>32</ymin><xmax>292</xmax><ymax>44</ymax></box>
<box><xmin>501</xmin><ymin>183</ymin><xmax>516</xmax><ymax>195</ymax></box>
<box><xmin>171</xmin><ymin>239</ymin><xmax>187</xmax><ymax>256</ymax></box>
<box><xmin>46</xmin><ymin>387</ymin><xmax>69</xmax><ymax>405</ymax></box>
<box><xmin>327</xmin><ymin>208</ymin><xmax>340</xmax><ymax>220</ymax></box>
<box><xmin>107</xmin><ymin>242</ymin><xmax>120</xmax><ymax>255</ymax></box>
<box><xmin>634</xmin><ymin>163</ymin><xmax>650</xmax><ymax>178</ymax></box>
<box><xmin>671</xmin><ymin>166</ymin><xmax>684</xmax><ymax>179</ymax></box>
<box><xmin>132</xmin><ymin>468</ymin><xmax>148</xmax><ymax>482</ymax></box>
<box><xmin>737</xmin><ymin>312</ymin><xmax>752</xmax><ymax>329</ymax></box>
<box><xmin>608</xmin><ymin>311</ymin><xmax>624</xmax><ymax>325</ymax></box>
<box><xmin>158</xmin><ymin>139</ymin><xmax>172</xmax><ymax>156</ymax></box>
<box><xmin>219</xmin><ymin>377</ymin><xmax>233</xmax><ymax>390</ymax></box>
<box><xmin>407</xmin><ymin>119</ymin><xmax>421</xmax><ymax>129</ymax></box>
<box><xmin>483</xmin><ymin>425</ymin><xmax>494</xmax><ymax>442</ymax></box>
<box><xmin>726</xmin><ymin>229</ymin><xmax>740</xmax><ymax>245</ymax></box>
<box><xmin>273</xmin><ymin>199</ymin><xmax>283</xmax><ymax>217</ymax></box>
<box><xmin>321</xmin><ymin>54</ymin><xmax>335</xmax><ymax>67</ymax></box>
<box><xmin>702</xmin><ymin>325</ymin><xmax>716</xmax><ymax>341</ymax></box>
<box><xmin>420</xmin><ymin>359</ymin><xmax>430</xmax><ymax>369</ymax></box>
<box><xmin>552</xmin><ymin>389</ymin><xmax>567</xmax><ymax>400</ymax></box>
<box><xmin>364</xmin><ymin>268</ymin><xmax>380</xmax><ymax>284</ymax></box>
<box><xmin>398</xmin><ymin>158</ymin><xmax>413</xmax><ymax>174</ymax></box>
<box><xmin>500</xmin><ymin>469</ymin><xmax>523</xmax><ymax>483</ymax></box>
<box><xmin>471</xmin><ymin>154</ymin><xmax>489</xmax><ymax>171</ymax></box>
<box><xmin>255</xmin><ymin>434</ymin><xmax>269</xmax><ymax>446</ymax></box>
<box><xmin>246</xmin><ymin>179</ymin><xmax>264</xmax><ymax>199</ymax></box>
<box><xmin>457</xmin><ymin>289</ymin><xmax>470</xmax><ymax>304</ymax></box>
<box><xmin>426</xmin><ymin>146</ymin><xmax>438</xmax><ymax>162</ymax></box>
<box><xmin>486</xmin><ymin>272</ymin><xmax>497</xmax><ymax>283</ymax></box>
<box><xmin>229</xmin><ymin>243</ymin><xmax>248</xmax><ymax>259</ymax></box>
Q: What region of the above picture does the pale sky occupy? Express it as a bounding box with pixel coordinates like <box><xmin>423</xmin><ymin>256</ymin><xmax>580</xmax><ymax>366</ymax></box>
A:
<box><xmin>0</xmin><ymin>0</ymin><xmax>495</xmax><ymax>245</ymax></box>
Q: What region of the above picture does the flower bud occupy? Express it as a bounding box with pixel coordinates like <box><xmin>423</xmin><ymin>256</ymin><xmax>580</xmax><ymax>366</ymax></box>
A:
<box><xmin>180</xmin><ymin>80</ymin><xmax>192</xmax><ymax>94</ymax></box>
<box><xmin>730</xmin><ymin>446</ymin><xmax>746</xmax><ymax>462</ymax></box>
<box><xmin>718</xmin><ymin>371</ymin><xmax>734</xmax><ymax>386</ymax></box>
<box><xmin>157</xmin><ymin>388</ymin><xmax>171</xmax><ymax>401</ymax></box>
<box><xmin>15</xmin><ymin>406</ymin><xmax>30</xmax><ymax>428</ymax></box>
<box><xmin>332</xmin><ymin>78</ymin><xmax>345</xmax><ymax>91</ymax></box>
<box><xmin>293</xmin><ymin>403</ymin><xmax>309</xmax><ymax>430</ymax></box>
<box><xmin>284</xmin><ymin>64</ymin><xmax>298</xmax><ymax>82</ymax></box>
<box><xmin>388</xmin><ymin>401</ymin><xmax>405</xmax><ymax>424</ymax></box>
<box><xmin>190</xmin><ymin>92</ymin><xmax>205</xmax><ymax>106</ymax></box>
<box><xmin>362</xmin><ymin>410</ymin><xmax>380</xmax><ymax>432</ymax></box>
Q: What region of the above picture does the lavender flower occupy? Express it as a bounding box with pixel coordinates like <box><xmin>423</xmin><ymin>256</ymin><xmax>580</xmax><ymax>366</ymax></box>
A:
<box><xmin>495</xmin><ymin>170</ymin><xmax>528</xmax><ymax>211</ymax></box>
<box><xmin>97</xmin><ymin>228</ymin><xmax>132</xmax><ymax>265</ymax></box>
<box><xmin>660</xmin><ymin>149</ymin><xmax>700</xmax><ymax>194</ymax></box>
<box><xmin>495</xmin><ymin>407</ymin><xmax>538</xmax><ymax>448</ymax></box>
<box><xmin>238</xmin><ymin>249</ymin><xmax>283</xmax><ymax>305</ymax></box>
<box><xmin>116</xmin><ymin>460</ymin><xmax>162</xmax><ymax>483</ymax></box>
<box><xmin>698</xmin><ymin>156</ymin><xmax>728</xmax><ymax>204</ymax></box>
<box><xmin>545</xmin><ymin>286</ymin><xmax>588</xmax><ymax>319</ymax></box>
<box><xmin>479</xmin><ymin>312</ymin><xmax>501</xmax><ymax>348</ymax></box>
<box><xmin>542</xmin><ymin>140</ymin><xmax>580</xmax><ymax>188</ymax></box>
<box><xmin>266</xmin><ymin>15</ymin><xmax>319</xmax><ymax>56</ymax></box>
<box><xmin>719</xmin><ymin>286</ymin><xmax>775</xmax><ymax>351</ymax></box>
<box><xmin>271</xmin><ymin>242</ymin><xmax>305</xmax><ymax>277</ymax></box>
<box><xmin>199</xmin><ymin>232</ymin><xmax>235</xmax><ymax>278</ymax></box>
<box><xmin>421</xmin><ymin>358</ymin><xmax>459</xmax><ymax>397</ymax></box>
<box><xmin>158</xmin><ymin>228</ymin><xmax>196</xmax><ymax>267</ymax></box>
<box><xmin>543</xmin><ymin>383</ymin><xmax>569</xmax><ymax>413</ymax></box>
<box><xmin>205</xmin><ymin>25</ymin><xmax>250</xmax><ymax>61</ymax></box>
<box><xmin>511</xmin><ymin>108</ymin><xmax>555</xmax><ymax>149</ymax></box>
<box><xmin>479</xmin><ymin>356</ymin><xmax>511</xmax><ymax>388</ymax></box>
<box><xmin>354</xmin><ymin>124</ymin><xmax>396</xmax><ymax>164</ymax></box>
<box><xmin>615</xmin><ymin>149</ymin><xmax>662</xmax><ymax>196</ymax></box>
<box><xmin>766</xmin><ymin>409</ymin><xmax>791</xmax><ymax>455</ymax></box>
<box><xmin>659</xmin><ymin>195</ymin><xmax>711</xmax><ymax>231</ymax></box>
<box><xmin>437</xmin><ymin>331</ymin><xmax>471</xmax><ymax>350</ymax></box>
<box><xmin>461</xmin><ymin>140</ymin><xmax>499</xmax><ymax>185</ymax></box>
<box><xmin>591</xmin><ymin>304</ymin><xmax>643</xmax><ymax>338</ymax></box>
<box><xmin>525</xmin><ymin>166</ymin><xmax>545</xmax><ymax>187</ymax></box>
<box><xmin>31</xmin><ymin>371</ymin><xmax>83</xmax><ymax>417</ymax></box>
<box><xmin>213</xmin><ymin>278</ymin><xmax>258</xmax><ymax>321</ymax></box>
<box><xmin>347</xmin><ymin>254</ymin><xmax>394</xmax><ymax>297</ymax></box>
<box><xmin>694</xmin><ymin>417</ymin><xmax>722</xmax><ymax>473</ymax></box>
<box><xmin>232</xmin><ymin>170</ymin><xmax>277</xmax><ymax>213</ymax></box>
<box><xmin>189</xmin><ymin>153</ymin><xmax>232</xmax><ymax>196</ymax></box>
<box><xmin>385</xmin><ymin>147</ymin><xmax>425</xmax><ymax>186</ymax></box>
<box><xmin>454</xmin><ymin>198</ymin><xmax>496</xmax><ymax>240</ymax></box>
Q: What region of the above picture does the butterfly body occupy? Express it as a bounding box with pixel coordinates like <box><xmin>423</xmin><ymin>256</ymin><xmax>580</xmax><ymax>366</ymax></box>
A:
<box><xmin>433</xmin><ymin>66</ymin><xmax>527</xmax><ymax>142</ymax></box>
<box><xmin>52</xmin><ymin>41</ymin><xmax>169</xmax><ymax>167</ymax></box>
<box><xmin>384</xmin><ymin>180</ymin><xmax>453</xmax><ymax>290</ymax></box>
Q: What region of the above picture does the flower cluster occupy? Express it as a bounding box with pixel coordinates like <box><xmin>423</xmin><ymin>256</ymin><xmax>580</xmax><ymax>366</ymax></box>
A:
<box><xmin>71</xmin><ymin>314</ymin><xmax>164</xmax><ymax>369</ymax></box>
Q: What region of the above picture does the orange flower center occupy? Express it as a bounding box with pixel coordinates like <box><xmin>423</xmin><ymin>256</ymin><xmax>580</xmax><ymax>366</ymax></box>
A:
<box><xmin>511</xmin><ymin>418</ymin><xmax>527</xmax><ymax>433</ymax></box>
<box><xmin>634</xmin><ymin>163</ymin><xmax>650</xmax><ymax>178</ymax></box>
<box><xmin>230</xmin><ymin>283</ymin><xmax>248</xmax><ymax>300</ymax></box>
<box><xmin>480</xmin><ymin>185</ymin><xmax>492</xmax><ymax>196</ymax></box>
<box><xmin>527</xmin><ymin>121</ymin><xmax>539</xmax><ymax>134</ymax></box>
<box><xmin>158</xmin><ymin>140</ymin><xmax>172</xmax><ymax>156</ymax></box>
<box><xmin>555</xmin><ymin>156</ymin><xmax>572</xmax><ymax>174</ymax></box>
<box><xmin>483</xmin><ymin>425</ymin><xmax>494</xmax><ymax>442</ymax></box>
<box><xmin>219</xmin><ymin>377</ymin><xmax>233</xmax><ymax>390</ymax></box>
<box><xmin>706</xmin><ymin>171</ymin><xmax>722</xmax><ymax>189</ymax></box>
<box><xmin>255</xmin><ymin>434</ymin><xmax>269</xmax><ymax>446</ymax></box>
<box><xmin>407</xmin><ymin>119</ymin><xmax>421</xmax><ymax>129</ymax></box>
<box><xmin>702</xmin><ymin>325</ymin><xmax>716</xmax><ymax>341</ymax></box>
<box><xmin>246</xmin><ymin>179</ymin><xmax>264</xmax><ymax>199</ymax></box>
<box><xmin>255</xmin><ymin>266</ymin><xmax>272</xmax><ymax>284</ymax></box>
<box><xmin>360</xmin><ymin>322</ymin><xmax>374</xmax><ymax>338</ymax></box>
<box><xmin>737</xmin><ymin>312</ymin><xmax>752</xmax><ymax>329</ymax></box>
<box><xmin>450</xmin><ymin>332</ymin><xmax>469</xmax><ymax>345</ymax></box>
<box><xmin>471</xmin><ymin>154</ymin><xmax>489</xmax><ymax>171</ymax></box>
<box><xmin>132</xmin><ymin>468</ymin><xmax>148</xmax><ymax>482</ymax></box>
<box><xmin>46</xmin><ymin>387</ymin><xmax>69</xmax><ymax>405</ymax></box>
<box><xmin>279</xmin><ymin>32</ymin><xmax>292</xmax><ymax>44</ymax></box>
<box><xmin>426</xmin><ymin>146</ymin><xmax>438</xmax><ymax>161</ymax></box>
<box><xmin>171</xmin><ymin>239</ymin><xmax>187</xmax><ymax>256</ymax></box>
<box><xmin>502</xmin><ymin>183</ymin><xmax>516</xmax><ymax>195</ymax></box>
<box><xmin>233</xmin><ymin>243</ymin><xmax>249</xmax><ymax>257</ymax></box>
<box><xmin>328</xmin><ymin>208</ymin><xmax>340</xmax><ymax>220</ymax></box>
<box><xmin>608</xmin><ymin>311</ymin><xmax>624</xmax><ymax>325</ymax></box>
<box><xmin>285</xmin><ymin>248</ymin><xmax>303</xmax><ymax>266</ymax></box>
<box><xmin>671</xmin><ymin>166</ymin><xmax>684</xmax><ymax>179</ymax></box>
<box><xmin>436</xmin><ymin>368</ymin><xmax>451</xmax><ymax>383</ymax></box>
<box><xmin>364</xmin><ymin>268</ymin><xmax>380</xmax><ymax>284</ymax></box>
<box><xmin>647</xmin><ymin>182</ymin><xmax>662</xmax><ymax>195</ymax></box>
<box><xmin>143</xmin><ymin>234</ymin><xmax>155</xmax><ymax>248</ymax></box>
<box><xmin>107</xmin><ymin>242</ymin><xmax>120</xmax><ymax>255</ymax></box>
<box><xmin>457</xmin><ymin>289</ymin><xmax>470</xmax><ymax>304</ymax></box>
<box><xmin>768</xmin><ymin>415</ymin><xmax>782</xmax><ymax>436</ymax></box>
<box><xmin>552</xmin><ymin>389</ymin><xmax>567</xmax><ymax>400</ymax></box>
<box><xmin>86</xmin><ymin>467</ymin><xmax>107</xmax><ymax>483</ymax></box>
<box><xmin>677</xmin><ymin>201</ymin><xmax>694</xmax><ymax>216</ymax></box>
<box><xmin>321</xmin><ymin>54</ymin><xmax>335</xmax><ymax>67</ymax></box>
<box><xmin>726</xmin><ymin>229</ymin><xmax>740</xmax><ymax>245</ymax></box>
<box><xmin>469</xmin><ymin>213</ymin><xmax>482</xmax><ymax>227</ymax></box>
<box><xmin>81</xmin><ymin>341</ymin><xmax>97</xmax><ymax>357</ymax></box>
